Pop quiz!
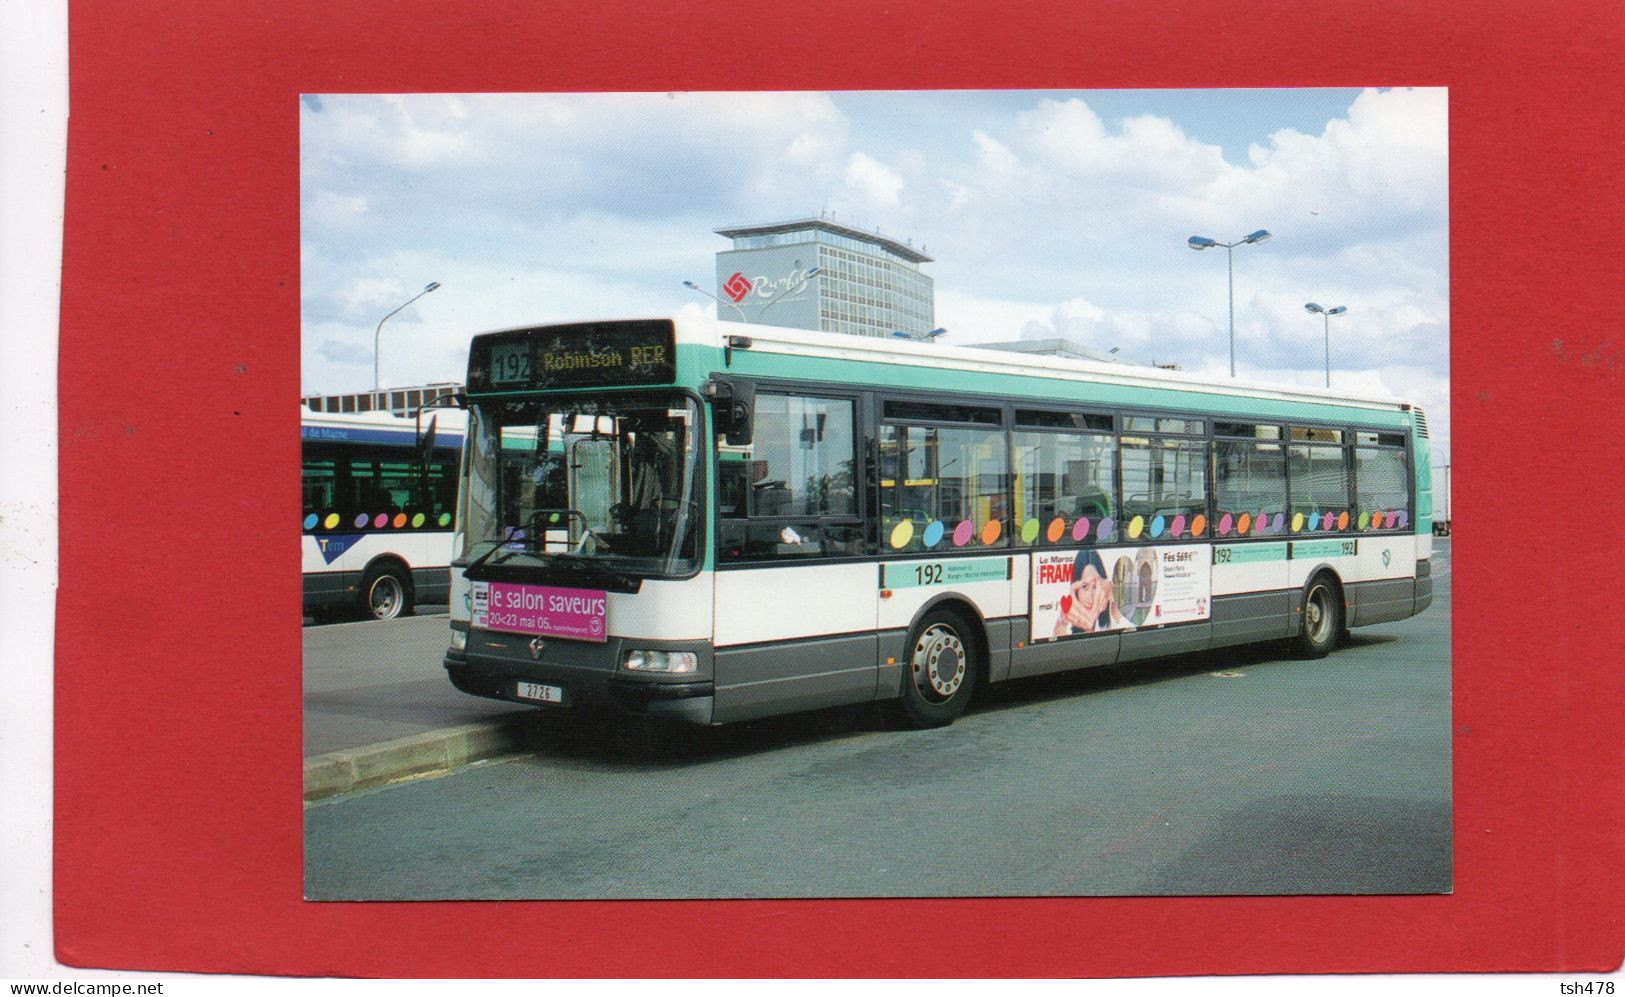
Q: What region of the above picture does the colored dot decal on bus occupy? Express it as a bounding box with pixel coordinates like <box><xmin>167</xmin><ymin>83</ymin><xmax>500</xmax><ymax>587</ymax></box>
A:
<box><xmin>438</xmin><ymin>513</ymin><xmax>452</xmax><ymax>527</ymax></box>
<box><xmin>1253</xmin><ymin>513</ymin><xmax>1269</xmax><ymax>536</ymax></box>
<box><xmin>1190</xmin><ymin>514</ymin><xmax>1206</xmax><ymax>537</ymax></box>
<box><xmin>922</xmin><ymin>520</ymin><xmax>945</xmax><ymax>548</ymax></box>
<box><xmin>1127</xmin><ymin>515</ymin><xmax>1144</xmax><ymax>539</ymax></box>
<box><xmin>1020</xmin><ymin>519</ymin><xmax>1040</xmax><ymax>544</ymax></box>
<box><xmin>1150</xmin><ymin>515</ymin><xmax>1165</xmax><ymax>539</ymax></box>
<box><xmin>1321</xmin><ymin>512</ymin><xmax>1335</xmax><ymax>531</ymax></box>
<box><xmin>1097</xmin><ymin>518</ymin><xmax>1115</xmax><ymax>541</ymax></box>
<box><xmin>1357</xmin><ymin>511</ymin><xmax>1370</xmax><ymax>530</ymax></box>
<box><xmin>1047</xmin><ymin>518</ymin><xmax>1066</xmax><ymax>543</ymax></box>
<box><xmin>980</xmin><ymin>520</ymin><xmax>1002</xmax><ymax>545</ymax></box>
<box><xmin>889</xmin><ymin>520</ymin><xmax>915</xmax><ymax>549</ymax></box>
<box><xmin>412</xmin><ymin>513</ymin><xmax>426</xmax><ymax>528</ymax></box>
<box><xmin>354</xmin><ymin>513</ymin><xmax>370</xmax><ymax>529</ymax></box>
<box><xmin>1237</xmin><ymin>513</ymin><xmax>1252</xmax><ymax>535</ymax></box>
<box><xmin>1291</xmin><ymin>512</ymin><xmax>1304</xmax><ymax>533</ymax></box>
<box><xmin>1375</xmin><ymin>511</ymin><xmax>1389</xmax><ymax>529</ymax></box>
<box><xmin>1169</xmin><ymin>514</ymin><xmax>1186</xmax><ymax>539</ymax></box>
<box><xmin>1336</xmin><ymin>511</ymin><xmax>1349</xmax><ymax>531</ymax></box>
<box><xmin>1396</xmin><ymin>510</ymin><xmax>1408</xmax><ymax>529</ymax></box>
<box><xmin>1072</xmin><ymin>518</ymin><xmax>1091</xmax><ymax>542</ymax></box>
<box><xmin>1273</xmin><ymin>513</ymin><xmax>1286</xmax><ymax>532</ymax></box>
<box><xmin>372</xmin><ymin>513</ymin><xmax>388</xmax><ymax>529</ymax></box>
<box><xmin>953</xmin><ymin>520</ymin><xmax>974</xmax><ymax>546</ymax></box>
<box><xmin>303</xmin><ymin>514</ymin><xmax>318</xmax><ymax>530</ymax></box>
<box><xmin>1217</xmin><ymin>512</ymin><xmax>1233</xmax><ymax>537</ymax></box>
<box><xmin>393</xmin><ymin>513</ymin><xmax>408</xmax><ymax>529</ymax></box>
<box><xmin>324</xmin><ymin>513</ymin><xmax>340</xmax><ymax>530</ymax></box>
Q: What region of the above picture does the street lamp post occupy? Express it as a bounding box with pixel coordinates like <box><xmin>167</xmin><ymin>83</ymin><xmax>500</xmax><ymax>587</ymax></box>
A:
<box><xmin>373</xmin><ymin>281</ymin><xmax>441</xmax><ymax>411</ymax></box>
<box><xmin>1304</xmin><ymin>302</ymin><xmax>1347</xmax><ymax>388</ymax></box>
<box><xmin>682</xmin><ymin>280</ymin><xmax>747</xmax><ymax>322</ymax></box>
<box><xmin>753</xmin><ymin>267</ymin><xmax>821</xmax><ymax>322</ymax></box>
<box><xmin>1187</xmin><ymin>229</ymin><xmax>1271</xmax><ymax>377</ymax></box>
<box><xmin>685</xmin><ymin>267</ymin><xmax>824</xmax><ymax>324</ymax></box>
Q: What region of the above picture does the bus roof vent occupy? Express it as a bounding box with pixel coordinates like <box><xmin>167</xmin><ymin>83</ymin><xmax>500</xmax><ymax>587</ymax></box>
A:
<box><xmin>1413</xmin><ymin>406</ymin><xmax>1429</xmax><ymax>438</ymax></box>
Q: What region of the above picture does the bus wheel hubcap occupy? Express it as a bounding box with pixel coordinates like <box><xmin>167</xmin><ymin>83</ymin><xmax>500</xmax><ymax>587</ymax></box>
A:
<box><xmin>913</xmin><ymin>624</ymin><xmax>966</xmax><ymax>699</ymax></box>
<box><xmin>1307</xmin><ymin>588</ymin><xmax>1328</xmax><ymax>639</ymax></box>
<box><xmin>372</xmin><ymin>579</ymin><xmax>401</xmax><ymax>617</ymax></box>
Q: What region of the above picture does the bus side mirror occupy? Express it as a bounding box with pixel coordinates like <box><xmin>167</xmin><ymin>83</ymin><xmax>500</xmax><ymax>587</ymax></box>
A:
<box><xmin>704</xmin><ymin>376</ymin><xmax>754</xmax><ymax>446</ymax></box>
<box><xmin>416</xmin><ymin>415</ymin><xmax>438</xmax><ymax>471</ymax></box>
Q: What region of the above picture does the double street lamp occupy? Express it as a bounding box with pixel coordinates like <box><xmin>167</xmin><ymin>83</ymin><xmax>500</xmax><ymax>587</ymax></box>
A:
<box><xmin>683</xmin><ymin>280</ymin><xmax>747</xmax><ymax>322</ymax></box>
<box><xmin>373</xmin><ymin>281</ymin><xmax>441</xmax><ymax>410</ymax></box>
<box><xmin>1304</xmin><ymin>302</ymin><xmax>1347</xmax><ymax>388</ymax></box>
<box><xmin>684</xmin><ymin>267</ymin><xmax>822</xmax><ymax>324</ymax></box>
<box><xmin>1188</xmin><ymin>229</ymin><xmax>1271</xmax><ymax>377</ymax></box>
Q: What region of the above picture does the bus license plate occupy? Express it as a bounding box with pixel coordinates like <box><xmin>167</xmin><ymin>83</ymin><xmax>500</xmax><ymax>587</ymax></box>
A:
<box><xmin>516</xmin><ymin>681</ymin><xmax>564</xmax><ymax>705</ymax></box>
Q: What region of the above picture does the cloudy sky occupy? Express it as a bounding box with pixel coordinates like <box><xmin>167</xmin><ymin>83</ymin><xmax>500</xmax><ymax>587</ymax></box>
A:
<box><xmin>301</xmin><ymin>88</ymin><xmax>1448</xmax><ymax>462</ymax></box>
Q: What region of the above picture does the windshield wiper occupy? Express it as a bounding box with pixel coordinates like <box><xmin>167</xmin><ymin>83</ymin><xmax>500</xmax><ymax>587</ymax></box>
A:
<box><xmin>542</xmin><ymin>553</ymin><xmax>641</xmax><ymax>591</ymax></box>
<box><xmin>464</xmin><ymin>538</ymin><xmax>535</xmax><ymax>575</ymax></box>
<box><xmin>463</xmin><ymin>539</ymin><xmax>641</xmax><ymax>591</ymax></box>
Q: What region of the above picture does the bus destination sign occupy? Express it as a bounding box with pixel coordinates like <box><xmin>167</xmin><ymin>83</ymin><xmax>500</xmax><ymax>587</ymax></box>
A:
<box><xmin>469</xmin><ymin>320</ymin><xmax>676</xmax><ymax>392</ymax></box>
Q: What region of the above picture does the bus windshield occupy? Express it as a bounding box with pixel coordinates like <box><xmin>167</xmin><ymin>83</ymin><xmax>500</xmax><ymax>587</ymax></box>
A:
<box><xmin>461</xmin><ymin>392</ymin><xmax>700</xmax><ymax>578</ymax></box>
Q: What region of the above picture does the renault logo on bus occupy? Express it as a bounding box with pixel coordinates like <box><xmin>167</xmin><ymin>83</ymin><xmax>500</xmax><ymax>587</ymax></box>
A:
<box><xmin>528</xmin><ymin>637</ymin><xmax>546</xmax><ymax>660</ymax></box>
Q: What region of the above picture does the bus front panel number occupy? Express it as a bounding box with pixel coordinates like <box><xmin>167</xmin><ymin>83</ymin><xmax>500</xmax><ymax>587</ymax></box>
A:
<box><xmin>491</xmin><ymin>344</ymin><xmax>532</xmax><ymax>384</ymax></box>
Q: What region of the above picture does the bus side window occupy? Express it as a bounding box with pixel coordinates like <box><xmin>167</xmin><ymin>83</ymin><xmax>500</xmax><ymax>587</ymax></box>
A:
<box><xmin>720</xmin><ymin>393</ymin><xmax>860</xmax><ymax>562</ymax></box>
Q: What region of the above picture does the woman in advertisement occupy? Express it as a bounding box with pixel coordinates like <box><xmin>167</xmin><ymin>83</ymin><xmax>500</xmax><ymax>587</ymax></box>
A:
<box><xmin>1053</xmin><ymin>548</ymin><xmax>1136</xmax><ymax>637</ymax></box>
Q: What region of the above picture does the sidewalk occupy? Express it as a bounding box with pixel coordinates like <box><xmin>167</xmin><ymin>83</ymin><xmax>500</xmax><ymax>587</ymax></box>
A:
<box><xmin>303</xmin><ymin>612</ymin><xmax>533</xmax><ymax>800</ymax></box>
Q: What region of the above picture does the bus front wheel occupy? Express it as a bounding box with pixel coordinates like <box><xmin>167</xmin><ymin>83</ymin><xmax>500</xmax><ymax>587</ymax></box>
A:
<box><xmin>884</xmin><ymin>609</ymin><xmax>978</xmax><ymax>728</ymax></box>
<box><xmin>1298</xmin><ymin>574</ymin><xmax>1343</xmax><ymax>659</ymax></box>
<box><xmin>361</xmin><ymin>563</ymin><xmax>412</xmax><ymax>621</ymax></box>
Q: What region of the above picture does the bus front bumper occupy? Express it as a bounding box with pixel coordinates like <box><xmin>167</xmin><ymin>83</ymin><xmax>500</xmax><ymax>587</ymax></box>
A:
<box><xmin>443</xmin><ymin>631</ymin><xmax>715</xmax><ymax>726</ymax></box>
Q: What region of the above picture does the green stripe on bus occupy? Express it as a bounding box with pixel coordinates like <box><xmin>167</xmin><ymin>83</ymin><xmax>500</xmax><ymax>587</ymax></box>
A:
<box><xmin>696</xmin><ymin>346</ymin><xmax>1411</xmax><ymax>428</ymax></box>
<box><xmin>1215</xmin><ymin>542</ymin><xmax>1288</xmax><ymax>564</ymax></box>
<box><xmin>1292</xmin><ymin>539</ymin><xmax>1358</xmax><ymax>558</ymax></box>
<box><xmin>883</xmin><ymin>558</ymin><xmax>1009</xmax><ymax>589</ymax></box>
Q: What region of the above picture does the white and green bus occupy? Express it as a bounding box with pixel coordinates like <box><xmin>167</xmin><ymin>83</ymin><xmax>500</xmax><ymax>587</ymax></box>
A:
<box><xmin>443</xmin><ymin>318</ymin><xmax>1434</xmax><ymax>727</ymax></box>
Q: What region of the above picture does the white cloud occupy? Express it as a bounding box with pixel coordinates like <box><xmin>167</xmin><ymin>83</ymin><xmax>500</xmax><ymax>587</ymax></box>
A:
<box><xmin>841</xmin><ymin>152</ymin><xmax>904</xmax><ymax>210</ymax></box>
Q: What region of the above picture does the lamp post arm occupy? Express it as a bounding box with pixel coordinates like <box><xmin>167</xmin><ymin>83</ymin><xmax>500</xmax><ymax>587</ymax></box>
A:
<box><xmin>373</xmin><ymin>284</ymin><xmax>437</xmax><ymax>398</ymax></box>
<box><xmin>684</xmin><ymin>280</ymin><xmax>748</xmax><ymax>322</ymax></box>
<box><xmin>753</xmin><ymin>266</ymin><xmax>822</xmax><ymax>322</ymax></box>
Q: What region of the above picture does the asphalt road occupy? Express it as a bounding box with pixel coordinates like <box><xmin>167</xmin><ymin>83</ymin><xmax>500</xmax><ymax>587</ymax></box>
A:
<box><xmin>305</xmin><ymin>541</ymin><xmax>1452</xmax><ymax>900</ymax></box>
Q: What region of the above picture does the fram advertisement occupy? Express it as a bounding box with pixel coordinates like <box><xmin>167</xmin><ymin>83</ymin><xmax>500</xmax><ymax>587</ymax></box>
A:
<box><xmin>1031</xmin><ymin>546</ymin><xmax>1211</xmax><ymax>642</ymax></box>
<box><xmin>471</xmin><ymin>580</ymin><xmax>608</xmax><ymax>642</ymax></box>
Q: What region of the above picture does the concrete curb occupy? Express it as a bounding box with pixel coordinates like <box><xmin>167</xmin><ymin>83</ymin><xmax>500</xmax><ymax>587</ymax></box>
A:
<box><xmin>303</xmin><ymin>717</ymin><xmax>531</xmax><ymax>801</ymax></box>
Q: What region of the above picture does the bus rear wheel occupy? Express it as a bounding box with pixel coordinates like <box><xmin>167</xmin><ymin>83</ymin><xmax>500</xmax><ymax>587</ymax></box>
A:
<box><xmin>884</xmin><ymin>609</ymin><xmax>978</xmax><ymax>728</ymax></box>
<box><xmin>361</xmin><ymin>563</ymin><xmax>412</xmax><ymax>621</ymax></box>
<box><xmin>1298</xmin><ymin>574</ymin><xmax>1343</xmax><ymax>659</ymax></box>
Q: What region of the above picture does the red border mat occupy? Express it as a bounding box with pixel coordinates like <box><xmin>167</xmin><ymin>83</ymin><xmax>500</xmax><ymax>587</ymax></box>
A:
<box><xmin>56</xmin><ymin>0</ymin><xmax>1623</xmax><ymax>977</ymax></box>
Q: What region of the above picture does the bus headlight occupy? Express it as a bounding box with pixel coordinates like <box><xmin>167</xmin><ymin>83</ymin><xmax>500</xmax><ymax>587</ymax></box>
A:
<box><xmin>449</xmin><ymin>629</ymin><xmax>467</xmax><ymax>651</ymax></box>
<box><xmin>623</xmin><ymin>649</ymin><xmax>697</xmax><ymax>674</ymax></box>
